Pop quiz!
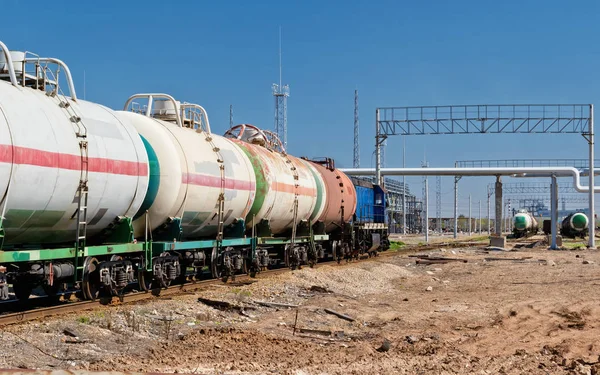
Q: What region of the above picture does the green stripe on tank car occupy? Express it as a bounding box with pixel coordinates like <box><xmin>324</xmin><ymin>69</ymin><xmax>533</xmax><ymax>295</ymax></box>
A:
<box><xmin>572</xmin><ymin>213</ymin><xmax>588</xmax><ymax>229</ymax></box>
<box><xmin>4</xmin><ymin>209</ymin><xmax>65</xmax><ymax>228</ymax></box>
<box><xmin>305</xmin><ymin>162</ymin><xmax>324</xmax><ymax>221</ymax></box>
<box><xmin>514</xmin><ymin>215</ymin><xmax>527</xmax><ymax>230</ymax></box>
<box><xmin>234</xmin><ymin>142</ymin><xmax>268</xmax><ymax>225</ymax></box>
<box><xmin>134</xmin><ymin>135</ymin><xmax>160</xmax><ymax>220</ymax></box>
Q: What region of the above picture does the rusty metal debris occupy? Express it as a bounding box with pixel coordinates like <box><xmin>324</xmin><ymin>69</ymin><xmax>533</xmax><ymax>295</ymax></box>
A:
<box><xmin>255</xmin><ymin>300</ymin><xmax>299</xmax><ymax>309</ymax></box>
<box><xmin>415</xmin><ymin>257</ymin><xmax>467</xmax><ymax>265</ymax></box>
<box><xmin>298</xmin><ymin>328</ymin><xmax>345</xmax><ymax>338</ymax></box>
<box><xmin>484</xmin><ymin>257</ymin><xmax>533</xmax><ymax>262</ymax></box>
<box><xmin>324</xmin><ymin>308</ymin><xmax>355</xmax><ymax>322</ymax></box>
<box><xmin>197</xmin><ymin>297</ymin><xmax>255</xmax><ymax>313</ymax></box>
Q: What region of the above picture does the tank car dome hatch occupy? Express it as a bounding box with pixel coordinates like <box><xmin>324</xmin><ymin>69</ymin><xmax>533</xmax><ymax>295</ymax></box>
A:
<box><xmin>244</xmin><ymin>128</ymin><xmax>268</xmax><ymax>146</ymax></box>
<box><xmin>0</xmin><ymin>50</ymin><xmax>25</xmax><ymax>73</ymax></box>
<box><xmin>152</xmin><ymin>99</ymin><xmax>181</xmax><ymax>122</ymax></box>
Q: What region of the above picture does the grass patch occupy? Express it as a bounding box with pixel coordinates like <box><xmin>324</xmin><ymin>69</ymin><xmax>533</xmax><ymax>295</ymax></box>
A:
<box><xmin>76</xmin><ymin>315</ymin><xmax>90</xmax><ymax>324</ymax></box>
<box><xmin>563</xmin><ymin>242</ymin><xmax>586</xmax><ymax>249</ymax></box>
<box><xmin>389</xmin><ymin>241</ymin><xmax>406</xmax><ymax>251</ymax></box>
<box><xmin>470</xmin><ymin>235</ymin><xmax>490</xmax><ymax>242</ymax></box>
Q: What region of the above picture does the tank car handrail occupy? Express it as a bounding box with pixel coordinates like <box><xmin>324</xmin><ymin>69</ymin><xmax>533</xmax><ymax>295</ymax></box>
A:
<box><xmin>123</xmin><ymin>93</ymin><xmax>183</xmax><ymax>128</ymax></box>
<box><xmin>0</xmin><ymin>40</ymin><xmax>18</xmax><ymax>86</ymax></box>
<box><xmin>180</xmin><ymin>102</ymin><xmax>211</xmax><ymax>133</ymax></box>
<box><xmin>224</xmin><ymin>124</ymin><xmax>286</xmax><ymax>153</ymax></box>
<box><xmin>23</xmin><ymin>57</ymin><xmax>78</xmax><ymax>101</ymax></box>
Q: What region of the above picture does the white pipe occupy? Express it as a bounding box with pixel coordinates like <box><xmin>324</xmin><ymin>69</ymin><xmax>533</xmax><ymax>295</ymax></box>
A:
<box><xmin>0</xmin><ymin>41</ymin><xmax>17</xmax><ymax>86</ymax></box>
<box><xmin>340</xmin><ymin>167</ymin><xmax>600</xmax><ymax>193</ymax></box>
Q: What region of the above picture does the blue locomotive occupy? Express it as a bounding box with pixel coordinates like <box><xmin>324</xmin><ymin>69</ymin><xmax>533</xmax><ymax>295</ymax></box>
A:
<box><xmin>350</xmin><ymin>177</ymin><xmax>390</xmax><ymax>257</ymax></box>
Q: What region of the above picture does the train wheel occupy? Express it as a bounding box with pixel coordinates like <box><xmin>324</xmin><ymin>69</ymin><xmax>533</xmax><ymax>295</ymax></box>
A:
<box><xmin>82</xmin><ymin>257</ymin><xmax>100</xmax><ymax>301</ymax></box>
<box><xmin>13</xmin><ymin>283</ymin><xmax>32</xmax><ymax>301</ymax></box>
<box><xmin>138</xmin><ymin>269</ymin><xmax>153</xmax><ymax>292</ymax></box>
<box><xmin>210</xmin><ymin>247</ymin><xmax>225</xmax><ymax>281</ymax></box>
<box><xmin>332</xmin><ymin>242</ymin><xmax>341</xmax><ymax>264</ymax></box>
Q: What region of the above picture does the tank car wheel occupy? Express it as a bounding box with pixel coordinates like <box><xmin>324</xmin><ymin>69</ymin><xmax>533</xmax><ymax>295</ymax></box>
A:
<box><xmin>82</xmin><ymin>257</ymin><xmax>101</xmax><ymax>301</ymax></box>
<box><xmin>13</xmin><ymin>283</ymin><xmax>32</xmax><ymax>301</ymax></box>
<box><xmin>138</xmin><ymin>270</ymin><xmax>153</xmax><ymax>292</ymax></box>
<box><xmin>210</xmin><ymin>247</ymin><xmax>226</xmax><ymax>281</ymax></box>
<box><xmin>241</xmin><ymin>256</ymin><xmax>249</xmax><ymax>275</ymax></box>
<box><xmin>331</xmin><ymin>242</ymin><xmax>341</xmax><ymax>264</ymax></box>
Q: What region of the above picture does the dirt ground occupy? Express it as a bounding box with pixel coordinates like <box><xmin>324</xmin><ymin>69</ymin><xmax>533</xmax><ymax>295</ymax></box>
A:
<box><xmin>2</xmin><ymin>239</ymin><xmax>600</xmax><ymax>374</ymax></box>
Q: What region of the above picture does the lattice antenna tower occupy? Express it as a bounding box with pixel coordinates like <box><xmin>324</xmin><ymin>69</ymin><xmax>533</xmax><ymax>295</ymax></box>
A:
<box><xmin>273</xmin><ymin>26</ymin><xmax>290</xmax><ymax>150</ymax></box>
<box><xmin>353</xmin><ymin>89</ymin><xmax>360</xmax><ymax>168</ymax></box>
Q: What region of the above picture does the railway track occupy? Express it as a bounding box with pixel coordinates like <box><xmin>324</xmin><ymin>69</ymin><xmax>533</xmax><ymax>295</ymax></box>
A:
<box><xmin>0</xmin><ymin>239</ymin><xmax>488</xmax><ymax>326</ymax></box>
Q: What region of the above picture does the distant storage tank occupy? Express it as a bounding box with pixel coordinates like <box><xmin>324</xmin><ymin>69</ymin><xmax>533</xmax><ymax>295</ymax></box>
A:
<box><xmin>512</xmin><ymin>210</ymin><xmax>539</xmax><ymax>238</ymax></box>
<box><xmin>560</xmin><ymin>212</ymin><xmax>589</xmax><ymax>239</ymax></box>
<box><xmin>224</xmin><ymin>124</ymin><xmax>318</xmax><ymax>235</ymax></box>
<box><xmin>117</xmin><ymin>95</ymin><xmax>256</xmax><ymax>239</ymax></box>
<box><xmin>0</xmin><ymin>53</ymin><xmax>149</xmax><ymax>245</ymax></box>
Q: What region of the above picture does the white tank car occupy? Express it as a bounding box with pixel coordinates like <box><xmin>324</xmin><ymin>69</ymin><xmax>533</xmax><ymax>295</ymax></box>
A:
<box><xmin>512</xmin><ymin>209</ymin><xmax>539</xmax><ymax>237</ymax></box>
<box><xmin>0</xmin><ymin>48</ymin><xmax>149</xmax><ymax>245</ymax></box>
<box><xmin>117</xmin><ymin>94</ymin><xmax>256</xmax><ymax>239</ymax></box>
<box><xmin>223</xmin><ymin>124</ymin><xmax>319</xmax><ymax>235</ymax></box>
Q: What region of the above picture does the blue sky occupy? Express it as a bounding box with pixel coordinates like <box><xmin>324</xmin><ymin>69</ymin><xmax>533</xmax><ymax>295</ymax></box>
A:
<box><xmin>1</xmin><ymin>0</ymin><xmax>599</xmax><ymax>216</ymax></box>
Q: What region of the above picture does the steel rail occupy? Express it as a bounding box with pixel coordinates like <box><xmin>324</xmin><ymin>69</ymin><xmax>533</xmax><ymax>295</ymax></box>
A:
<box><xmin>0</xmin><ymin>239</ymin><xmax>487</xmax><ymax>326</ymax></box>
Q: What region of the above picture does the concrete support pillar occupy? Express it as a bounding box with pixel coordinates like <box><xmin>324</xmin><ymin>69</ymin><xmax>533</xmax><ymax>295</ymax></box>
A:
<box><xmin>425</xmin><ymin>178</ymin><xmax>429</xmax><ymax>243</ymax></box>
<box><xmin>468</xmin><ymin>194</ymin><xmax>472</xmax><ymax>236</ymax></box>
<box><xmin>550</xmin><ymin>175</ymin><xmax>559</xmax><ymax>250</ymax></box>
<box><xmin>453</xmin><ymin>175</ymin><xmax>460</xmax><ymax>238</ymax></box>
<box><xmin>494</xmin><ymin>176</ymin><xmax>503</xmax><ymax>235</ymax></box>
<box><xmin>479</xmin><ymin>200</ymin><xmax>482</xmax><ymax>235</ymax></box>
<box><xmin>487</xmin><ymin>191</ymin><xmax>491</xmax><ymax>234</ymax></box>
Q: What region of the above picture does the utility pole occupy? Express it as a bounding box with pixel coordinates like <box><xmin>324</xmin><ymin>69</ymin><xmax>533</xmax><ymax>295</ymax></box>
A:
<box><xmin>469</xmin><ymin>194</ymin><xmax>472</xmax><ymax>236</ymax></box>
<box><xmin>479</xmin><ymin>200</ymin><xmax>482</xmax><ymax>235</ymax></box>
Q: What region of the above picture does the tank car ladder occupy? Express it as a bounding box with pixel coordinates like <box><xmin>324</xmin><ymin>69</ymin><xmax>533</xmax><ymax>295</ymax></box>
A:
<box><xmin>284</xmin><ymin>154</ymin><xmax>300</xmax><ymax>267</ymax></box>
<box><xmin>46</xmin><ymin>77</ymin><xmax>89</xmax><ymax>280</ymax></box>
<box><xmin>204</xmin><ymin>131</ymin><xmax>226</xmax><ymax>277</ymax></box>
